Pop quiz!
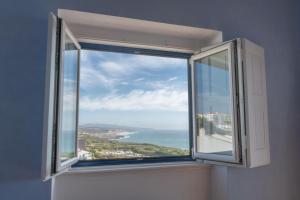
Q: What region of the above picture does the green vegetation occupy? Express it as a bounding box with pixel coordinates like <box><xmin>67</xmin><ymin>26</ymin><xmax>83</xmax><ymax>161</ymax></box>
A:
<box><xmin>79</xmin><ymin>134</ymin><xmax>189</xmax><ymax>159</ymax></box>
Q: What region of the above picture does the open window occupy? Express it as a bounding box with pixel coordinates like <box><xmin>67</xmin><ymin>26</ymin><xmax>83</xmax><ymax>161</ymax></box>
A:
<box><xmin>56</xmin><ymin>19</ymin><xmax>81</xmax><ymax>171</ymax></box>
<box><xmin>190</xmin><ymin>41</ymin><xmax>241</xmax><ymax>164</ymax></box>
<box><xmin>42</xmin><ymin>10</ymin><xmax>270</xmax><ymax>180</ymax></box>
<box><xmin>190</xmin><ymin>39</ymin><xmax>270</xmax><ymax>167</ymax></box>
<box><xmin>42</xmin><ymin>13</ymin><xmax>81</xmax><ymax>179</ymax></box>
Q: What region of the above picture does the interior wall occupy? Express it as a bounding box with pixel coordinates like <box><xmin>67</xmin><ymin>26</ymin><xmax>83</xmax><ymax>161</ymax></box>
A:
<box><xmin>54</xmin><ymin>166</ymin><xmax>210</xmax><ymax>200</ymax></box>
<box><xmin>0</xmin><ymin>1</ymin><xmax>52</xmax><ymax>200</ymax></box>
<box><xmin>210</xmin><ymin>166</ymin><xmax>228</xmax><ymax>200</ymax></box>
<box><xmin>1</xmin><ymin>0</ymin><xmax>299</xmax><ymax>200</ymax></box>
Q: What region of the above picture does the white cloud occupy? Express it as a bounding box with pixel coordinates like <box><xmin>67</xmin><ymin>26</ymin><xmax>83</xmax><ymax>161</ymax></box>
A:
<box><xmin>81</xmin><ymin>50</ymin><xmax>105</xmax><ymax>64</ymax></box>
<box><xmin>100</xmin><ymin>61</ymin><xmax>130</xmax><ymax>76</ymax></box>
<box><xmin>80</xmin><ymin>67</ymin><xmax>116</xmax><ymax>89</ymax></box>
<box><xmin>79</xmin><ymin>50</ymin><xmax>187</xmax><ymax>89</ymax></box>
<box><xmin>95</xmin><ymin>54</ymin><xmax>186</xmax><ymax>77</ymax></box>
<box><xmin>146</xmin><ymin>78</ymin><xmax>186</xmax><ymax>90</ymax></box>
<box><xmin>134</xmin><ymin>77</ymin><xmax>145</xmax><ymax>82</ymax></box>
<box><xmin>130</xmin><ymin>55</ymin><xmax>185</xmax><ymax>70</ymax></box>
<box><xmin>168</xmin><ymin>76</ymin><xmax>178</xmax><ymax>81</ymax></box>
<box><xmin>80</xmin><ymin>87</ymin><xmax>188</xmax><ymax>112</ymax></box>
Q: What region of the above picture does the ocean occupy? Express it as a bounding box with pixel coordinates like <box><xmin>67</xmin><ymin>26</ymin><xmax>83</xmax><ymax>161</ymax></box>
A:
<box><xmin>116</xmin><ymin>129</ymin><xmax>189</xmax><ymax>150</ymax></box>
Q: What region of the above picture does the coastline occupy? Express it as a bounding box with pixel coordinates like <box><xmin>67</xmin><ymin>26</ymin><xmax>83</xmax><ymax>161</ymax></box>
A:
<box><xmin>79</xmin><ymin>127</ymin><xmax>190</xmax><ymax>150</ymax></box>
<box><xmin>111</xmin><ymin>131</ymin><xmax>138</xmax><ymax>140</ymax></box>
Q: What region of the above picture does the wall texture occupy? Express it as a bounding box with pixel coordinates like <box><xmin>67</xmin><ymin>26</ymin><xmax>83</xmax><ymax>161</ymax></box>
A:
<box><xmin>54</xmin><ymin>166</ymin><xmax>211</xmax><ymax>200</ymax></box>
<box><xmin>0</xmin><ymin>0</ymin><xmax>299</xmax><ymax>200</ymax></box>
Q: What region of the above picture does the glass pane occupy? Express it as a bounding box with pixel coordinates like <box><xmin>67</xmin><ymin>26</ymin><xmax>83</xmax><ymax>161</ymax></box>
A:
<box><xmin>59</xmin><ymin>33</ymin><xmax>79</xmax><ymax>163</ymax></box>
<box><xmin>78</xmin><ymin>50</ymin><xmax>189</xmax><ymax>160</ymax></box>
<box><xmin>194</xmin><ymin>50</ymin><xmax>234</xmax><ymax>156</ymax></box>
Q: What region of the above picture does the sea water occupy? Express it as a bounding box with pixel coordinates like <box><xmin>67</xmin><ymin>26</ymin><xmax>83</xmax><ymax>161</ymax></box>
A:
<box><xmin>117</xmin><ymin>129</ymin><xmax>189</xmax><ymax>150</ymax></box>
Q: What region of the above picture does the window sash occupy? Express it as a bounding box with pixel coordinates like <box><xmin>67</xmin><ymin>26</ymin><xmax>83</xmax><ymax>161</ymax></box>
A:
<box><xmin>190</xmin><ymin>41</ymin><xmax>242</xmax><ymax>164</ymax></box>
<box><xmin>55</xmin><ymin>20</ymin><xmax>81</xmax><ymax>172</ymax></box>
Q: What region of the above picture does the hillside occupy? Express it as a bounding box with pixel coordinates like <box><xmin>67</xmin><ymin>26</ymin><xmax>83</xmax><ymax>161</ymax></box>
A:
<box><xmin>78</xmin><ymin>134</ymin><xmax>189</xmax><ymax>160</ymax></box>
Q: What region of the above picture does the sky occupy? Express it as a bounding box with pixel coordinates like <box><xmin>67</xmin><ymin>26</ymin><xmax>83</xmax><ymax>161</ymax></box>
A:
<box><xmin>78</xmin><ymin>50</ymin><xmax>189</xmax><ymax>130</ymax></box>
<box><xmin>195</xmin><ymin>50</ymin><xmax>231</xmax><ymax>114</ymax></box>
<box><xmin>62</xmin><ymin>49</ymin><xmax>231</xmax><ymax>131</ymax></box>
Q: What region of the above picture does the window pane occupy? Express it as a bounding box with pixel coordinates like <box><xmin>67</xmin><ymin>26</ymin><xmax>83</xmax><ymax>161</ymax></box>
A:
<box><xmin>59</xmin><ymin>34</ymin><xmax>79</xmax><ymax>163</ymax></box>
<box><xmin>194</xmin><ymin>50</ymin><xmax>234</xmax><ymax>155</ymax></box>
<box><xmin>78</xmin><ymin>50</ymin><xmax>189</xmax><ymax>160</ymax></box>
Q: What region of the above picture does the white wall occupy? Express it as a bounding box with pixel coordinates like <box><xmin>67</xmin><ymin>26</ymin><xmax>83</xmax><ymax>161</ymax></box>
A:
<box><xmin>210</xmin><ymin>166</ymin><xmax>228</xmax><ymax>200</ymax></box>
<box><xmin>54</xmin><ymin>166</ymin><xmax>210</xmax><ymax>200</ymax></box>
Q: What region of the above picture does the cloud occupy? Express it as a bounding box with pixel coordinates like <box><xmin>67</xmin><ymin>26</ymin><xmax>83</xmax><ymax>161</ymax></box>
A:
<box><xmin>80</xmin><ymin>50</ymin><xmax>105</xmax><ymax>64</ymax></box>
<box><xmin>78</xmin><ymin>50</ymin><xmax>188</xmax><ymax>113</ymax></box>
<box><xmin>134</xmin><ymin>78</ymin><xmax>145</xmax><ymax>82</ymax></box>
<box><xmin>80</xmin><ymin>87</ymin><xmax>188</xmax><ymax>112</ymax></box>
<box><xmin>85</xmin><ymin>50</ymin><xmax>186</xmax><ymax>75</ymax></box>
<box><xmin>100</xmin><ymin>61</ymin><xmax>129</xmax><ymax>76</ymax></box>
<box><xmin>80</xmin><ymin>67</ymin><xmax>117</xmax><ymax>89</ymax></box>
<box><xmin>146</xmin><ymin>78</ymin><xmax>186</xmax><ymax>91</ymax></box>
<box><xmin>79</xmin><ymin>50</ymin><xmax>187</xmax><ymax>91</ymax></box>
<box><xmin>168</xmin><ymin>76</ymin><xmax>178</xmax><ymax>81</ymax></box>
<box><xmin>130</xmin><ymin>55</ymin><xmax>185</xmax><ymax>70</ymax></box>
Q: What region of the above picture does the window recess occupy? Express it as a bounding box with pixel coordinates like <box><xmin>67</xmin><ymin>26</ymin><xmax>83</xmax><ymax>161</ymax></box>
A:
<box><xmin>42</xmin><ymin>10</ymin><xmax>270</xmax><ymax>180</ymax></box>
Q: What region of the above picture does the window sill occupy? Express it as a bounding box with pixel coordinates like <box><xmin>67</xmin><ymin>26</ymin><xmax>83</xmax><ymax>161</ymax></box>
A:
<box><xmin>67</xmin><ymin>160</ymin><xmax>210</xmax><ymax>174</ymax></box>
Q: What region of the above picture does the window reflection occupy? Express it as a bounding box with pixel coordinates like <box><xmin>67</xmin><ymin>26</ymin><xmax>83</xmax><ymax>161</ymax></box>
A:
<box><xmin>194</xmin><ymin>50</ymin><xmax>234</xmax><ymax>155</ymax></box>
<box><xmin>59</xmin><ymin>33</ymin><xmax>79</xmax><ymax>163</ymax></box>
